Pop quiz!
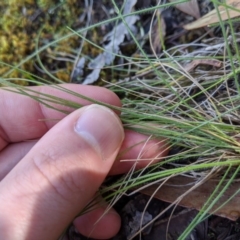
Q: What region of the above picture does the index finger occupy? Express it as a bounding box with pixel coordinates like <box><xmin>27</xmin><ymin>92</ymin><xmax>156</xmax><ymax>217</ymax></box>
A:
<box><xmin>0</xmin><ymin>84</ymin><xmax>121</xmax><ymax>150</ymax></box>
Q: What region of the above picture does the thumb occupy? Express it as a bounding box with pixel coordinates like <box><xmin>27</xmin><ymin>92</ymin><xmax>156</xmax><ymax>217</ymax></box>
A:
<box><xmin>0</xmin><ymin>104</ymin><xmax>124</xmax><ymax>240</ymax></box>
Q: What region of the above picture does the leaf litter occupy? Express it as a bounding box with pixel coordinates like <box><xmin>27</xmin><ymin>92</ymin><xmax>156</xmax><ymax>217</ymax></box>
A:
<box><xmin>79</xmin><ymin>0</ymin><xmax>139</xmax><ymax>84</ymax></box>
<box><xmin>169</xmin><ymin>0</ymin><xmax>201</xmax><ymax>19</ymax></box>
<box><xmin>141</xmin><ymin>175</ymin><xmax>240</xmax><ymax>221</ymax></box>
<box><xmin>184</xmin><ymin>0</ymin><xmax>240</xmax><ymax>30</ymax></box>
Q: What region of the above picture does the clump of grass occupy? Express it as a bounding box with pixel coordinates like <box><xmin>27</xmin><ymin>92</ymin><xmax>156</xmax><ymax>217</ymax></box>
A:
<box><xmin>1</xmin><ymin>0</ymin><xmax>240</xmax><ymax>238</ymax></box>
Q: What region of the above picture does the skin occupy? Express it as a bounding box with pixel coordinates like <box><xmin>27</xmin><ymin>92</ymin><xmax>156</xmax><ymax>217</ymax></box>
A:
<box><xmin>0</xmin><ymin>84</ymin><xmax>168</xmax><ymax>240</ymax></box>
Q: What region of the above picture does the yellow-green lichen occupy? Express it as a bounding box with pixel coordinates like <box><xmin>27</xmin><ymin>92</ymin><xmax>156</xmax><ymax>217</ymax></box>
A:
<box><xmin>0</xmin><ymin>0</ymin><xmax>89</xmax><ymax>84</ymax></box>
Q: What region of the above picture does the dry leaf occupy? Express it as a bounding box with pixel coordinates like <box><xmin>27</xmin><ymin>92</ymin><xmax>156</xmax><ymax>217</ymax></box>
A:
<box><xmin>77</xmin><ymin>0</ymin><xmax>138</xmax><ymax>84</ymax></box>
<box><xmin>170</xmin><ymin>0</ymin><xmax>200</xmax><ymax>19</ymax></box>
<box><xmin>151</xmin><ymin>11</ymin><xmax>166</xmax><ymax>54</ymax></box>
<box><xmin>82</xmin><ymin>15</ymin><xmax>139</xmax><ymax>85</ymax></box>
<box><xmin>183</xmin><ymin>59</ymin><xmax>222</xmax><ymax>72</ymax></box>
<box><xmin>123</xmin><ymin>0</ymin><xmax>137</xmax><ymax>14</ymax></box>
<box><xmin>141</xmin><ymin>176</ymin><xmax>240</xmax><ymax>221</ymax></box>
<box><xmin>184</xmin><ymin>0</ymin><xmax>240</xmax><ymax>30</ymax></box>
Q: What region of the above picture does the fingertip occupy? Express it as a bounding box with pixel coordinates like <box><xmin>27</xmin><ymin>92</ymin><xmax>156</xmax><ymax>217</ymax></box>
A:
<box><xmin>109</xmin><ymin>130</ymin><xmax>169</xmax><ymax>175</ymax></box>
<box><xmin>74</xmin><ymin>207</ymin><xmax>121</xmax><ymax>239</ymax></box>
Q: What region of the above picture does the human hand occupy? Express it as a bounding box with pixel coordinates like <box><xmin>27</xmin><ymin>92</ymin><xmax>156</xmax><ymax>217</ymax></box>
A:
<box><xmin>0</xmin><ymin>84</ymin><xmax>168</xmax><ymax>240</ymax></box>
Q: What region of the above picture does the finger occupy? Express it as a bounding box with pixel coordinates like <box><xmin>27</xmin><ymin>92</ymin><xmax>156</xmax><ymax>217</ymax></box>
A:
<box><xmin>0</xmin><ymin>84</ymin><xmax>121</xmax><ymax>150</ymax></box>
<box><xmin>0</xmin><ymin>141</ymin><xmax>37</xmax><ymax>180</ymax></box>
<box><xmin>0</xmin><ymin>132</ymin><xmax>168</xmax><ymax>180</ymax></box>
<box><xmin>0</xmin><ymin>105</ymin><xmax>124</xmax><ymax>240</ymax></box>
<box><xmin>73</xmin><ymin>198</ymin><xmax>121</xmax><ymax>239</ymax></box>
<box><xmin>109</xmin><ymin>130</ymin><xmax>169</xmax><ymax>175</ymax></box>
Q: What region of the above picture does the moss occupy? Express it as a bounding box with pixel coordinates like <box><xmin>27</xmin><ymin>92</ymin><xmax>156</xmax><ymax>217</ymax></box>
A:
<box><xmin>0</xmin><ymin>0</ymin><xmax>128</xmax><ymax>85</ymax></box>
<box><xmin>55</xmin><ymin>69</ymin><xmax>70</xmax><ymax>82</ymax></box>
<box><xmin>0</xmin><ymin>0</ymin><xmax>88</xmax><ymax>85</ymax></box>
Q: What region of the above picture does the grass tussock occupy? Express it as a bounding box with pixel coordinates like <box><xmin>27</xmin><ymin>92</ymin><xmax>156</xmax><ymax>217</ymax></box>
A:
<box><xmin>1</xmin><ymin>0</ymin><xmax>240</xmax><ymax>238</ymax></box>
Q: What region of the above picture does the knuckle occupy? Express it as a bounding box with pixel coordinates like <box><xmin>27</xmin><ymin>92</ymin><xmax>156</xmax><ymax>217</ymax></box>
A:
<box><xmin>31</xmin><ymin>146</ymin><xmax>85</xmax><ymax>201</ymax></box>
